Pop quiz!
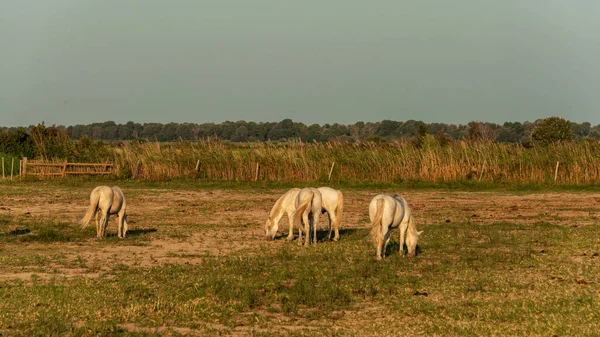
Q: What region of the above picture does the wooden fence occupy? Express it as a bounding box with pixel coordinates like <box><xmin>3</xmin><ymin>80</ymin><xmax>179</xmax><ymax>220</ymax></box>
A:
<box><xmin>1</xmin><ymin>156</ymin><xmax>18</xmax><ymax>180</ymax></box>
<box><xmin>20</xmin><ymin>157</ymin><xmax>114</xmax><ymax>178</ymax></box>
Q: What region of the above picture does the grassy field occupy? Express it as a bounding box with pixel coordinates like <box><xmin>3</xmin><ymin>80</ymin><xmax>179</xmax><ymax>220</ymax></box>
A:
<box><xmin>0</xmin><ymin>180</ymin><xmax>599</xmax><ymax>336</ymax></box>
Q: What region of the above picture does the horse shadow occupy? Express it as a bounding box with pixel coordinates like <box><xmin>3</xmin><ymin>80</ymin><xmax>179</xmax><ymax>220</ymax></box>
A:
<box><xmin>126</xmin><ymin>228</ymin><xmax>158</xmax><ymax>236</ymax></box>
<box><xmin>278</xmin><ymin>228</ymin><xmax>361</xmax><ymax>242</ymax></box>
<box><xmin>104</xmin><ymin>228</ymin><xmax>157</xmax><ymax>238</ymax></box>
<box><xmin>315</xmin><ymin>228</ymin><xmax>362</xmax><ymax>241</ymax></box>
<box><xmin>385</xmin><ymin>241</ymin><xmax>423</xmax><ymax>257</ymax></box>
<box><xmin>6</xmin><ymin>228</ymin><xmax>31</xmax><ymax>236</ymax></box>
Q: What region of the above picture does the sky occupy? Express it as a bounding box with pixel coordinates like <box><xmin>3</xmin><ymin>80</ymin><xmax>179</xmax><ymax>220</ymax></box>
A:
<box><xmin>1</xmin><ymin>1</ymin><xmax>600</xmax><ymax>127</ymax></box>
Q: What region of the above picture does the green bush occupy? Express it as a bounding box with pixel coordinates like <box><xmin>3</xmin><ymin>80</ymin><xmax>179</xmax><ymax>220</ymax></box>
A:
<box><xmin>531</xmin><ymin>117</ymin><xmax>573</xmax><ymax>146</ymax></box>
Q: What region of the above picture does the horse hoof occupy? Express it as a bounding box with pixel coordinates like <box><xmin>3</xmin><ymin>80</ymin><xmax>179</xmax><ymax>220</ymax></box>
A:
<box><xmin>286</xmin><ymin>236</ymin><xmax>294</xmax><ymax>241</ymax></box>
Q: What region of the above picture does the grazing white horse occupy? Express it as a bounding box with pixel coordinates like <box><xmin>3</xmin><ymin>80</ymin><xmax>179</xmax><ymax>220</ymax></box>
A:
<box><xmin>294</xmin><ymin>187</ymin><xmax>323</xmax><ymax>247</ymax></box>
<box><xmin>80</xmin><ymin>186</ymin><xmax>129</xmax><ymax>239</ymax></box>
<box><xmin>265</xmin><ymin>188</ymin><xmax>301</xmax><ymax>240</ymax></box>
<box><xmin>317</xmin><ymin>187</ymin><xmax>344</xmax><ymax>241</ymax></box>
<box><xmin>369</xmin><ymin>194</ymin><xmax>422</xmax><ymax>260</ymax></box>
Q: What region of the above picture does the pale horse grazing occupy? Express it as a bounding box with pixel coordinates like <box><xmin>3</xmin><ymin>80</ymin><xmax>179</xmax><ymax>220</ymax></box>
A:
<box><xmin>80</xmin><ymin>186</ymin><xmax>129</xmax><ymax>238</ymax></box>
<box><xmin>264</xmin><ymin>188</ymin><xmax>301</xmax><ymax>240</ymax></box>
<box><xmin>294</xmin><ymin>187</ymin><xmax>323</xmax><ymax>247</ymax></box>
<box><xmin>317</xmin><ymin>187</ymin><xmax>344</xmax><ymax>241</ymax></box>
<box><xmin>369</xmin><ymin>194</ymin><xmax>422</xmax><ymax>260</ymax></box>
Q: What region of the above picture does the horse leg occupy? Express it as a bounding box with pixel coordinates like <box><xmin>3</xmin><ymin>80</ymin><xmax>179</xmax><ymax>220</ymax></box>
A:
<box><xmin>383</xmin><ymin>230</ymin><xmax>392</xmax><ymax>260</ymax></box>
<box><xmin>333</xmin><ymin>212</ymin><xmax>340</xmax><ymax>242</ymax></box>
<box><xmin>326</xmin><ymin>213</ymin><xmax>333</xmax><ymax>241</ymax></box>
<box><xmin>95</xmin><ymin>213</ymin><xmax>101</xmax><ymax>238</ymax></box>
<box><xmin>303</xmin><ymin>213</ymin><xmax>310</xmax><ymax>247</ymax></box>
<box><xmin>298</xmin><ymin>216</ymin><xmax>304</xmax><ymax>246</ymax></box>
<box><xmin>117</xmin><ymin>213</ymin><xmax>124</xmax><ymax>238</ymax></box>
<box><xmin>98</xmin><ymin>212</ymin><xmax>108</xmax><ymax>238</ymax></box>
<box><xmin>312</xmin><ymin>214</ymin><xmax>318</xmax><ymax>245</ymax></box>
<box><xmin>104</xmin><ymin>214</ymin><xmax>110</xmax><ymax>238</ymax></box>
<box><xmin>123</xmin><ymin>214</ymin><xmax>128</xmax><ymax>238</ymax></box>
<box><xmin>381</xmin><ymin>225</ymin><xmax>390</xmax><ymax>259</ymax></box>
<box><xmin>376</xmin><ymin>231</ymin><xmax>383</xmax><ymax>260</ymax></box>
<box><xmin>286</xmin><ymin>213</ymin><xmax>295</xmax><ymax>241</ymax></box>
<box><xmin>399</xmin><ymin>221</ymin><xmax>408</xmax><ymax>256</ymax></box>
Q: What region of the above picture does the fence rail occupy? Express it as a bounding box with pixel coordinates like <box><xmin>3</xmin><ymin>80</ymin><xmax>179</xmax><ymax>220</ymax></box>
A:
<box><xmin>20</xmin><ymin>157</ymin><xmax>113</xmax><ymax>178</ymax></box>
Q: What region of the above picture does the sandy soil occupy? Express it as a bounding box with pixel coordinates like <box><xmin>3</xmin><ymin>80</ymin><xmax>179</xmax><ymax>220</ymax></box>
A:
<box><xmin>1</xmin><ymin>185</ymin><xmax>599</xmax><ymax>281</ymax></box>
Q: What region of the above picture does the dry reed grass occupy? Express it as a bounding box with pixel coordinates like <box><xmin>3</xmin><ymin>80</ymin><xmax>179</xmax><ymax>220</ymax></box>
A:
<box><xmin>101</xmin><ymin>136</ymin><xmax>600</xmax><ymax>184</ymax></box>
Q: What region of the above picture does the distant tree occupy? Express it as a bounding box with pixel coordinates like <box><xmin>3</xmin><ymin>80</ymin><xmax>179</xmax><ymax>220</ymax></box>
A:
<box><xmin>466</xmin><ymin>121</ymin><xmax>499</xmax><ymax>142</ymax></box>
<box><xmin>588</xmin><ymin>124</ymin><xmax>600</xmax><ymax>140</ymax></box>
<box><xmin>268</xmin><ymin>119</ymin><xmax>301</xmax><ymax>140</ymax></box>
<box><xmin>118</xmin><ymin>121</ymin><xmax>135</xmax><ymax>140</ymax></box>
<box><xmin>496</xmin><ymin>122</ymin><xmax>524</xmax><ymax>143</ymax></box>
<box><xmin>400</xmin><ymin>120</ymin><xmax>426</xmax><ymax>138</ymax></box>
<box><xmin>571</xmin><ymin>122</ymin><xmax>591</xmax><ymax>140</ymax></box>
<box><xmin>100</xmin><ymin>121</ymin><xmax>118</xmax><ymax>140</ymax></box>
<box><xmin>412</xmin><ymin>124</ymin><xmax>428</xmax><ymax>148</ymax></box>
<box><xmin>139</xmin><ymin>123</ymin><xmax>162</xmax><ymax>140</ymax></box>
<box><xmin>530</xmin><ymin>117</ymin><xmax>572</xmax><ymax>146</ymax></box>
<box><xmin>175</xmin><ymin>123</ymin><xmax>194</xmax><ymax>140</ymax></box>
<box><xmin>306</xmin><ymin>124</ymin><xmax>322</xmax><ymax>142</ymax></box>
<box><xmin>231</xmin><ymin>126</ymin><xmax>249</xmax><ymax>142</ymax></box>
<box><xmin>375</xmin><ymin>120</ymin><xmax>401</xmax><ymax>138</ymax></box>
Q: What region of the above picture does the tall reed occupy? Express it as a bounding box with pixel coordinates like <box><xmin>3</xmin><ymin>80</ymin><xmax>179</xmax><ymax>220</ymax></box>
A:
<box><xmin>102</xmin><ymin>136</ymin><xmax>600</xmax><ymax>185</ymax></box>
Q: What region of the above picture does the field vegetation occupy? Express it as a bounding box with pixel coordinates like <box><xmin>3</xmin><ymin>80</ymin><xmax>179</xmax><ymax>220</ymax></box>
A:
<box><xmin>0</xmin><ymin>182</ymin><xmax>598</xmax><ymax>335</ymax></box>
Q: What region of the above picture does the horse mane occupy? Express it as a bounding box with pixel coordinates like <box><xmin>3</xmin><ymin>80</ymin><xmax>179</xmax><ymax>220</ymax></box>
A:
<box><xmin>269</xmin><ymin>192</ymin><xmax>286</xmax><ymax>220</ymax></box>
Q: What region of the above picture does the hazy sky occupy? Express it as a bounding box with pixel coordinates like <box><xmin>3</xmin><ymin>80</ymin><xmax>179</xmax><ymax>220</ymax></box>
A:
<box><xmin>1</xmin><ymin>1</ymin><xmax>600</xmax><ymax>127</ymax></box>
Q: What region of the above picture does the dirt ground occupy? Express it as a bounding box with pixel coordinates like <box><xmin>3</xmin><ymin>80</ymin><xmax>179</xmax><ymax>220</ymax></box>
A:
<box><xmin>1</xmin><ymin>184</ymin><xmax>599</xmax><ymax>281</ymax></box>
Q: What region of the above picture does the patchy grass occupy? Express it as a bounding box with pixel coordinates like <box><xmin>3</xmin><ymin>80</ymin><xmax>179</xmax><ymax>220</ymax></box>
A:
<box><xmin>1</xmin><ymin>220</ymin><xmax>599</xmax><ymax>335</ymax></box>
<box><xmin>0</xmin><ymin>183</ymin><xmax>599</xmax><ymax>335</ymax></box>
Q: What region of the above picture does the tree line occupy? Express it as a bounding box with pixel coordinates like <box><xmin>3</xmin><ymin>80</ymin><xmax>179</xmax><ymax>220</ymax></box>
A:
<box><xmin>0</xmin><ymin>117</ymin><xmax>595</xmax><ymax>159</ymax></box>
<box><xmin>4</xmin><ymin>118</ymin><xmax>600</xmax><ymax>143</ymax></box>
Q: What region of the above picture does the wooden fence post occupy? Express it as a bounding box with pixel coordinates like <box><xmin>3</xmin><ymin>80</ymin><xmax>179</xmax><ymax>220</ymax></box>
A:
<box><xmin>554</xmin><ymin>161</ymin><xmax>560</xmax><ymax>182</ymax></box>
<box><xmin>254</xmin><ymin>163</ymin><xmax>260</xmax><ymax>182</ymax></box>
<box><xmin>478</xmin><ymin>160</ymin><xmax>486</xmax><ymax>182</ymax></box>
<box><xmin>22</xmin><ymin>157</ymin><xmax>27</xmax><ymax>178</ymax></box>
<box><xmin>328</xmin><ymin>162</ymin><xmax>336</xmax><ymax>181</ymax></box>
<box><xmin>2</xmin><ymin>157</ymin><xmax>4</xmax><ymax>179</ymax></box>
<box><xmin>195</xmin><ymin>160</ymin><xmax>201</xmax><ymax>172</ymax></box>
<box><xmin>11</xmin><ymin>157</ymin><xmax>15</xmax><ymax>180</ymax></box>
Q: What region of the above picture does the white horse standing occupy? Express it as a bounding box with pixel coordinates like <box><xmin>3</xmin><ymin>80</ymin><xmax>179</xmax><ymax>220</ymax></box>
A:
<box><xmin>265</xmin><ymin>188</ymin><xmax>301</xmax><ymax>240</ymax></box>
<box><xmin>369</xmin><ymin>194</ymin><xmax>422</xmax><ymax>260</ymax></box>
<box><xmin>317</xmin><ymin>187</ymin><xmax>344</xmax><ymax>241</ymax></box>
<box><xmin>294</xmin><ymin>187</ymin><xmax>322</xmax><ymax>247</ymax></box>
<box><xmin>80</xmin><ymin>186</ymin><xmax>129</xmax><ymax>238</ymax></box>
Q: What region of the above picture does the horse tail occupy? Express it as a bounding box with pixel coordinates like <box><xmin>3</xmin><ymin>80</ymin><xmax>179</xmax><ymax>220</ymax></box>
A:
<box><xmin>293</xmin><ymin>191</ymin><xmax>314</xmax><ymax>234</ymax></box>
<box><xmin>370</xmin><ymin>198</ymin><xmax>385</xmax><ymax>247</ymax></box>
<box><xmin>335</xmin><ymin>190</ymin><xmax>344</xmax><ymax>229</ymax></box>
<box><xmin>80</xmin><ymin>190</ymin><xmax>100</xmax><ymax>228</ymax></box>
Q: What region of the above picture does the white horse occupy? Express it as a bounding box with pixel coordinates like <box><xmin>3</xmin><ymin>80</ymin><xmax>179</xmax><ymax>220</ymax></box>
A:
<box><xmin>369</xmin><ymin>194</ymin><xmax>422</xmax><ymax>260</ymax></box>
<box><xmin>80</xmin><ymin>186</ymin><xmax>129</xmax><ymax>238</ymax></box>
<box><xmin>294</xmin><ymin>187</ymin><xmax>323</xmax><ymax>247</ymax></box>
<box><xmin>317</xmin><ymin>187</ymin><xmax>344</xmax><ymax>241</ymax></box>
<box><xmin>265</xmin><ymin>188</ymin><xmax>301</xmax><ymax>240</ymax></box>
